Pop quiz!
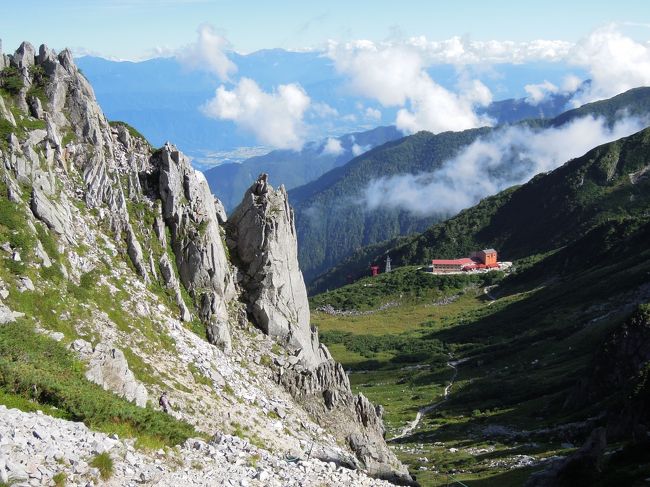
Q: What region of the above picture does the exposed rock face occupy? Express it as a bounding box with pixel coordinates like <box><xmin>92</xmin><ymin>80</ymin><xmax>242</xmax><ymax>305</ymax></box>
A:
<box><xmin>0</xmin><ymin>41</ymin><xmax>413</xmax><ymax>485</ymax></box>
<box><xmin>279</xmin><ymin>360</ymin><xmax>413</xmax><ymax>484</ymax></box>
<box><xmin>29</xmin><ymin>187</ymin><xmax>72</xmax><ymax>237</ymax></box>
<box><xmin>227</xmin><ymin>174</ymin><xmax>329</xmax><ymax>369</ymax></box>
<box><xmin>70</xmin><ymin>340</ymin><xmax>148</xmax><ymax>407</ymax></box>
<box><xmin>149</xmin><ymin>143</ymin><xmax>235</xmax><ymax>351</ymax></box>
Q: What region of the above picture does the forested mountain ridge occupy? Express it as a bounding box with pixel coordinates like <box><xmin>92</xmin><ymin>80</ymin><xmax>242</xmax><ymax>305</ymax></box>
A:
<box><xmin>310</xmin><ymin>124</ymin><xmax>650</xmax><ymax>293</ymax></box>
<box><xmin>296</xmin><ymin>87</ymin><xmax>650</xmax><ymax>287</ymax></box>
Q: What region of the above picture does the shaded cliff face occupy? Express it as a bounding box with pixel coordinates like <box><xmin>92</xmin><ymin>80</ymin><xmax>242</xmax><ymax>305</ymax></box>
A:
<box><xmin>0</xmin><ymin>41</ymin><xmax>412</xmax><ymax>483</ymax></box>
<box><xmin>569</xmin><ymin>303</ymin><xmax>650</xmax><ymax>437</ymax></box>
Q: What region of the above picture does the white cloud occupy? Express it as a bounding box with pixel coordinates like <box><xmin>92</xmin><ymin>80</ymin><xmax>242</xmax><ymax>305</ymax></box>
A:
<box><xmin>562</xmin><ymin>74</ymin><xmax>583</xmax><ymax>93</ymax></box>
<box><xmin>322</xmin><ymin>137</ymin><xmax>344</xmax><ymax>156</ymax></box>
<box><xmin>364</xmin><ymin>115</ymin><xmax>646</xmax><ymax>217</ymax></box>
<box><xmin>570</xmin><ymin>24</ymin><xmax>650</xmax><ymax>104</ymax></box>
<box><xmin>328</xmin><ymin>43</ymin><xmax>493</xmax><ymax>134</ymax></box>
<box><xmin>202</xmin><ymin>78</ymin><xmax>311</xmax><ymax>150</ymax></box>
<box><xmin>326</xmin><ymin>26</ymin><xmax>650</xmax><ymax>114</ymax></box>
<box><xmin>351</xmin><ymin>143</ymin><xmax>370</xmax><ymax>156</ymax></box>
<box><xmin>365</xmin><ymin>107</ymin><xmax>382</xmax><ymax>121</ymax></box>
<box><xmin>524</xmin><ymin>80</ymin><xmax>559</xmax><ymax>105</ymax></box>
<box><xmin>176</xmin><ymin>23</ymin><xmax>237</xmax><ymax>81</ymax></box>
<box><xmin>330</xmin><ymin>37</ymin><xmax>574</xmax><ymax>65</ymax></box>
<box><xmin>312</xmin><ymin>102</ymin><xmax>339</xmax><ymax>118</ymax></box>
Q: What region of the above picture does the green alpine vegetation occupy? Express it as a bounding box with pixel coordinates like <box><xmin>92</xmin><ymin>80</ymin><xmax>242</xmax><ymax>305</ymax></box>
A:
<box><xmin>0</xmin><ymin>321</ymin><xmax>196</xmax><ymax>447</ymax></box>
<box><xmin>311</xmin><ymin>126</ymin><xmax>650</xmax><ymax>485</ymax></box>
<box><xmin>314</xmin><ymin>123</ymin><xmax>650</xmax><ymax>293</ymax></box>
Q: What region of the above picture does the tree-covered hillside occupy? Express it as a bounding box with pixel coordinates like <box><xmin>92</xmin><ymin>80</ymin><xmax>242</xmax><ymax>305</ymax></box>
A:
<box><xmin>292</xmin><ymin>128</ymin><xmax>492</xmax><ymax>281</ymax></box>
<box><xmin>311</xmin><ymin>124</ymin><xmax>650</xmax><ymax>293</ymax></box>
<box><xmin>297</xmin><ymin>87</ymin><xmax>650</xmax><ymax>288</ymax></box>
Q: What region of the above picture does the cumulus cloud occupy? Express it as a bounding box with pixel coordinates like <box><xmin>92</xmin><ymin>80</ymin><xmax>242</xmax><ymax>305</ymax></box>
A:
<box><xmin>570</xmin><ymin>24</ymin><xmax>650</xmax><ymax>104</ymax></box>
<box><xmin>329</xmin><ymin>43</ymin><xmax>493</xmax><ymax>134</ymax></box>
<box><xmin>364</xmin><ymin>115</ymin><xmax>646</xmax><ymax>217</ymax></box>
<box><xmin>365</xmin><ymin>107</ymin><xmax>382</xmax><ymax>121</ymax></box>
<box><xmin>322</xmin><ymin>137</ymin><xmax>344</xmax><ymax>156</ymax></box>
<box><xmin>525</xmin><ymin>80</ymin><xmax>560</xmax><ymax>105</ymax></box>
<box><xmin>177</xmin><ymin>24</ymin><xmax>237</xmax><ymax>81</ymax></box>
<box><xmin>328</xmin><ymin>26</ymin><xmax>650</xmax><ymax>118</ymax></box>
<box><xmin>202</xmin><ymin>78</ymin><xmax>311</xmax><ymax>150</ymax></box>
<box><xmin>311</xmin><ymin>102</ymin><xmax>339</xmax><ymax>119</ymax></box>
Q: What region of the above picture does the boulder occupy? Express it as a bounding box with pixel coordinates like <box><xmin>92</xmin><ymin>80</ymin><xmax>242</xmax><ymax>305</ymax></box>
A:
<box><xmin>0</xmin><ymin>304</ymin><xmax>24</xmax><ymax>324</ymax></box>
<box><xmin>0</xmin><ymin>96</ymin><xmax>16</xmax><ymax>127</ymax></box>
<box><xmin>525</xmin><ymin>427</ymin><xmax>607</xmax><ymax>487</ymax></box>
<box><xmin>72</xmin><ymin>341</ymin><xmax>148</xmax><ymax>407</ymax></box>
<box><xmin>30</xmin><ymin>188</ymin><xmax>73</xmax><ymax>240</ymax></box>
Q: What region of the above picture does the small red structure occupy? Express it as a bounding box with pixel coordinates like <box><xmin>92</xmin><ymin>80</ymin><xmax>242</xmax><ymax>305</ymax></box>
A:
<box><xmin>370</xmin><ymin>265</ymin><xmax>380</xmax><ymax>277</ymax></box>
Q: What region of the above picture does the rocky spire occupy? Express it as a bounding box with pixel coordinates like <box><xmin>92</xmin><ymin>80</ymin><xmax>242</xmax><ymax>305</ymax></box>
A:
<box><xmin>152</xmin><ymin>143</ymin><xmax>236</xmax><ymax>351</ymax></box>
<box><xmin>226</xmin><ymin>173</ymin><xmax>330</xmax><ymax>369</ymax></box>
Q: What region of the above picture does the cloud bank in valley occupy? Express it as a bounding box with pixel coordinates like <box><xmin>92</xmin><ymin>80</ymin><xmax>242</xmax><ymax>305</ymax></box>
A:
<box><xmin>363</xmin><ymin>115</ymin><xmax>647</xmax><ymax>217</ymax></box>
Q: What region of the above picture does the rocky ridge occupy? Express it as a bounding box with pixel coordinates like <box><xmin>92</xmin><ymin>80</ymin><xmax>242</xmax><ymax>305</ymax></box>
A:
<box><xmin>0</xmin><ymin>41</ymin><xmax>413</xmax><ymax>485</ymax></box>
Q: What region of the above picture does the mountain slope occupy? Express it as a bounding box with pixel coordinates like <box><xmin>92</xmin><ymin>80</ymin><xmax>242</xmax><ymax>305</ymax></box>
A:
<box><xmin>295</xmin><ymin>87</ymin><xmax>650</xmax><ymax>286</ymax></box>
<box><xmin>384</xmin><ymin>126</ymin><xmax>650</xmax><ymax>266</ymax></box>
<box><xmin>205</xmin><ymin>125</ymin><xmax>401</xmax><ymax>211</ymax></box>
<box><xmin>291</xmin><ymin>128</ymin><xmax>492</xmax><ymax>280</ymax></box>
<box><xmin>308</xmin><ymin>148</ymin><xmax>650</xmax><ymax>484</ymax></box>
<box><xmin>0</xmin><ymin>41</ymin><xmax>413</xmax><ymax>485</ymax></box>
<box><xmin>311</xmin><ymin>124</ymin><xmax>650</xmax><ymax>295</ymax></box>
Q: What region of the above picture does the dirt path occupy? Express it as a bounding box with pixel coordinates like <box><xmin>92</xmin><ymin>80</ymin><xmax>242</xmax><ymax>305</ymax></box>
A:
<box><xmin>484</xmin><ymin>286</ymin><xmax>497</xmax><ymax>305</ymax></box>
<box><xmin>390</xmin><ymin>358</ymin><xmax>464</xmax><ymax>441</ymax></box>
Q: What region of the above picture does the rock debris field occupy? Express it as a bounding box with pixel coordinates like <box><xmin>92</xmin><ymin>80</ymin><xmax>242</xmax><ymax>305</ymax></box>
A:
<box><xmin>0</xmin><ymin>405</ymin><xmax>395</xmax><ymax>486</ymax></box>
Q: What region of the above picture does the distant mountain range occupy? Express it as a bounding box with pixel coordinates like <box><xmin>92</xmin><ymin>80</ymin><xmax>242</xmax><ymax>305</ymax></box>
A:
<box><xmin>204</xmin><ymin>126</ymin><xmax>402</xmax><ymax>211</ymax></box>
<box><xmin>296</xmin><ymin>87</ymin><xmax>650</xmax><ymax>287</ymax></box>
<box><xmin>76</xmin><ymin>52</ymin><xmax>587</xmax><ymax>166</ymax></box>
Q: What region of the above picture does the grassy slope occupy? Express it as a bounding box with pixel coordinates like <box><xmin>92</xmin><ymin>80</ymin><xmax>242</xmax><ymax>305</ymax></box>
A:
<box><xmin>314</xmin><ymin>219</ymin><xmax>650</xmax><ymax>484</ymax></box>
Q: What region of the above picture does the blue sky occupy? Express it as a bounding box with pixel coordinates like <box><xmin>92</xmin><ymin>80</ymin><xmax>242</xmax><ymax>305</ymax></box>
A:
<box><xmin>1</xmin><ymin>0</ymin><xmax>649</xmax><ymax>58</ymax></box>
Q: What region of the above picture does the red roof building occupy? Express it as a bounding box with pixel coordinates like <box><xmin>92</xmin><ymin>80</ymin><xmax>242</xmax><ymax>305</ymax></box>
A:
<box><xmin>431</xmin><ymin>249</ymin><xmax>499</xmax><ymax>273</ymax></box>
<box><xmin>430</xmin><ymin>258</ymin><xmax>474</xmax><ymax>272</ymax></box>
